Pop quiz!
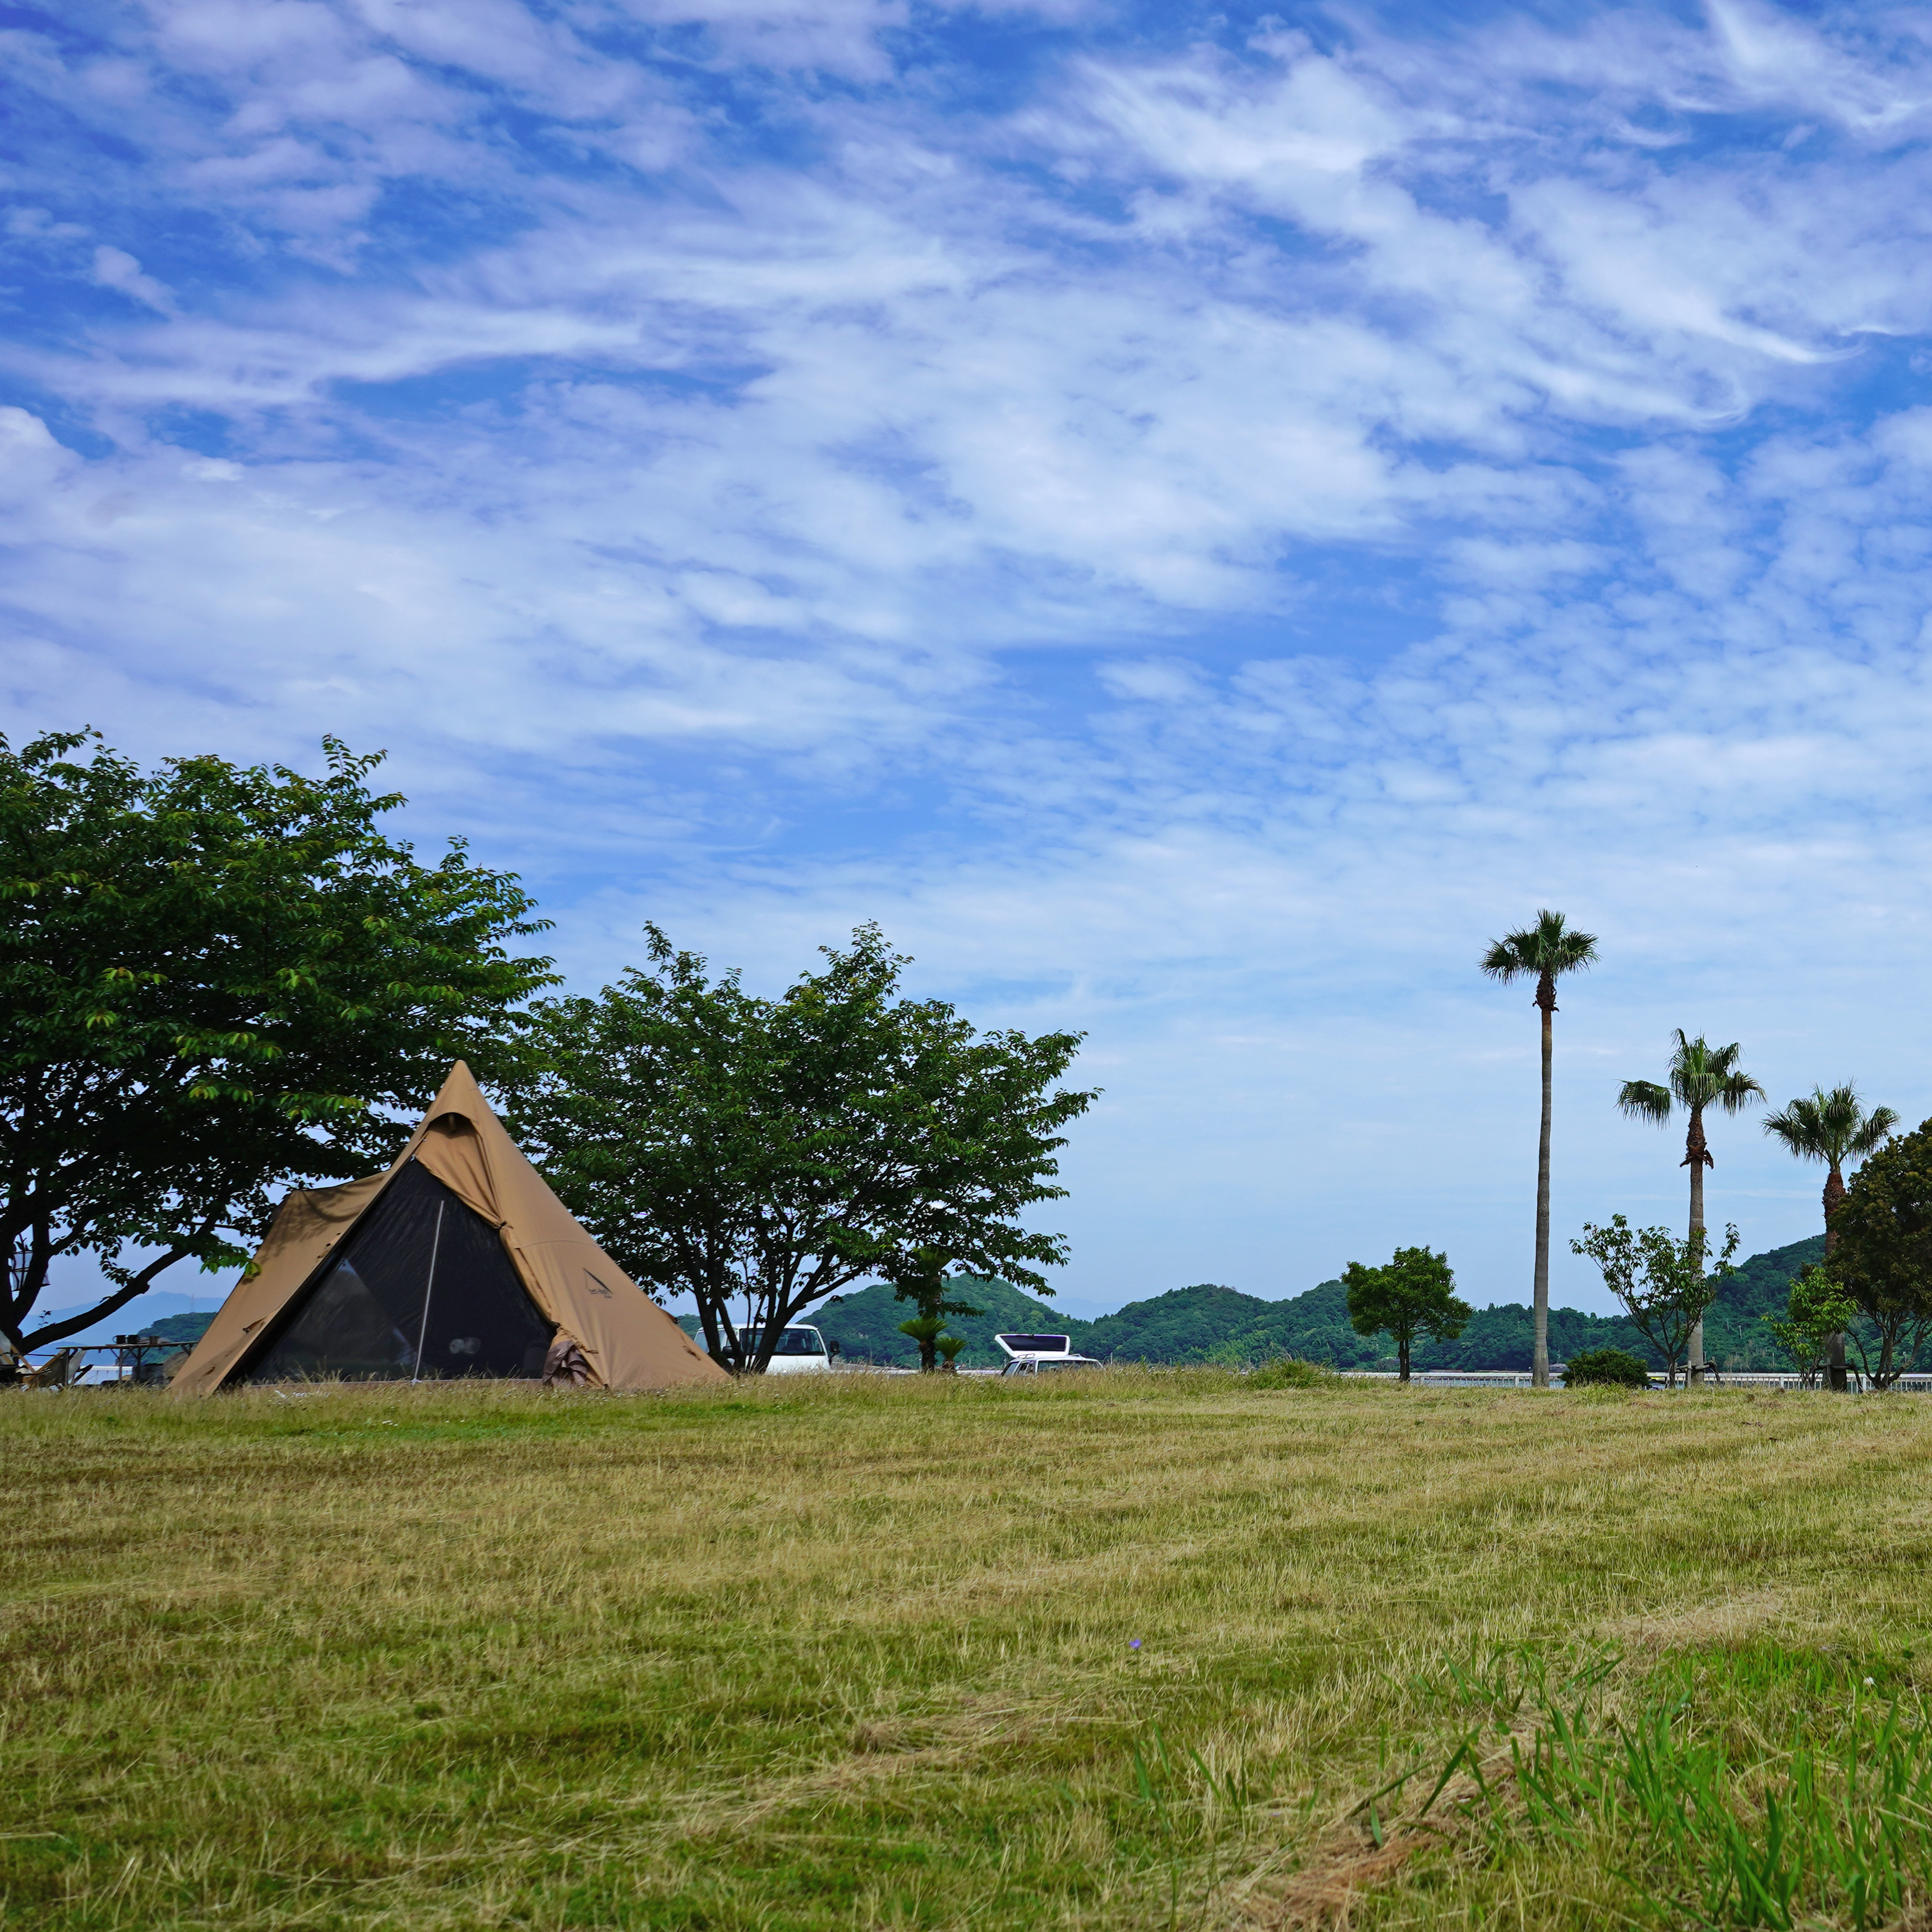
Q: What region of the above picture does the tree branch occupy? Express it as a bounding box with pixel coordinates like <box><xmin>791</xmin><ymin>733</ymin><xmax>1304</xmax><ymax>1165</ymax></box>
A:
<box><xmin>19</xmin><ymin>1235</ymin><xmax>206</xmax><ymax>1352</ymax></box>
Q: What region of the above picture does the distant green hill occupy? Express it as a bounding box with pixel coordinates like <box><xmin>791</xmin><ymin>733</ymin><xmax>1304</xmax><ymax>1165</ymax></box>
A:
<box><xmin>1698</xmin><ymin>1234</ymin><xmax>1827</xmax><ymax>1366</ymax></box>
<box><xmin>1082</xmin><ymin>1237</ymin><xmax>1827</xmax><ymax>1372</ymax></box>
<box><xmin>142</xmin><ymin>1312</ymin><xmax>215</xmax><ymax>1347</ymax></box>
<box><xmin>675</xmin><ymin>1235</ymin><xmax>1830</xmax><ymax>1372</ymax></box>
<box><xmin>1083</xmin><ymin>1285</ymin><xmax>1274</xmax><ymax>1363</ymax></box>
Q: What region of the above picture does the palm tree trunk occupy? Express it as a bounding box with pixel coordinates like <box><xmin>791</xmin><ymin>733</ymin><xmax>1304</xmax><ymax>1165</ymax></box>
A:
<box><xmin>1686</xmin><ymin>1106</ymin><xmax>1707</xmax><ymax>1385</ymax></box>
<box><xmin>1532</xmin><ymin>983</ymin><xmax>1554</xmax><ymax>1389</ymax></box>
<box><xmin>1824</xmin><ymin>1163</ymin><xmax>1848</xmax><ymax>1393</ymax></box>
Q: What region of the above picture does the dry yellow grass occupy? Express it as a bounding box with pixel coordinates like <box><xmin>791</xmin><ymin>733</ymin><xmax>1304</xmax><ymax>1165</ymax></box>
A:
<box><xmin>2</xmin><ymin>1370</ymin><xmax>1929</xmax><ymax>1929</ymax></box>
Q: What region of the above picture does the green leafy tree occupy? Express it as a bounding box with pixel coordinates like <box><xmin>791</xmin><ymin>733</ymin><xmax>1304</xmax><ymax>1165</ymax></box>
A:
<box><xmin>1480</xmin><ymin>910</ymin><xmax>1599</xmax><ymax>1389</ymax></box>
<box><xmin>497</xmin><ymin>929</ymin><xmax>771</xmax><ymax>1370</ymax></box>
<box><xmin>1617</xmin><ymin>1032</ymin><xmax>1763</xmax><ymax>1382</ymax></box>
<box><xmin>0</xmin><ymin>731</ymin><xmax>552</xmax><ymax>1359</ymax></box>
<box><xmin>1343</xmin><ymin>1246</ymin><xmax>1472</xmax><ymax>1383</ymax></box>
<box><xmin>1763</xmin><ymin>1085</ymin><xmax>1897</xmax><ymax>1391</ymax></box>
<box><xmin>1822</xmin><ymin>1118</ymin><xmax>1932</xmax><ymax>1390</ymax></box>
<box><xmin>1762</xmin><ymin>1264</ymin><xmax>1861</xmax><ymax>1388</ymax></box>
<box><xmin>934</xmin><ymin>1332</ymin><xmax>968</xmax><ymax>1373</ymax></box>
<box><xmin>1571</xmin><ymin>1215</ymin><xmax>1739</xmax><ymax>1388</ymax></box>
<box><xmin>508</xmin><ymin>925</ymin><xmax>1097</xmax><ymax>1375</ymax></box>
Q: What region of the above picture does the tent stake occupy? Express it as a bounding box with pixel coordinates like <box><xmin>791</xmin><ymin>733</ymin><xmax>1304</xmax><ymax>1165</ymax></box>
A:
<box><xmin>412</xmin><ymin>1202</ymin><xmax>445</xmax><ymax>1385</ymax></box>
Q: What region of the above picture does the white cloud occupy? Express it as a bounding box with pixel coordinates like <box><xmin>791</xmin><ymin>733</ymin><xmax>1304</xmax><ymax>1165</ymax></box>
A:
<box><xmin>90</xmin><ymin>245</ymin><xmax>177</xmax><ymax>313</ymax></box>
<box><xmin>8</xmin><ymin>2</ymin><xmax>1932</xmax><ymax>1313</ymax></box>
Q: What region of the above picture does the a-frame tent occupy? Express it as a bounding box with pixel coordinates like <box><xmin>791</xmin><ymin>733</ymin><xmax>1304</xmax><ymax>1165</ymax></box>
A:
<box><xmin>171</xmin><ymin>1062</ymin><xmax>726</xmax><ymax>1395</ymax></box>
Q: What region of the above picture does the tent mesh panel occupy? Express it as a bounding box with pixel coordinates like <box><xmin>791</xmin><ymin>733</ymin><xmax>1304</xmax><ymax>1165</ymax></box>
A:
<box><xmin>243</xmin><ymin>1160</ymin><xmax>553</xmax><ymax>1383</ymax></box>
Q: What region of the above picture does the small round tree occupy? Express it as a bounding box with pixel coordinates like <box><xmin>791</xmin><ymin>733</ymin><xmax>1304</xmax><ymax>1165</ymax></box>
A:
<box><xmin>1343</xmin><ymin>1246</ymin><xmax>1472</xmax><ymax>1384</ymax></box>
<box><xmin>1560</xmin><ymin>1347</ymin><xmax>1650</xmax><ymax>1389</ymax></box>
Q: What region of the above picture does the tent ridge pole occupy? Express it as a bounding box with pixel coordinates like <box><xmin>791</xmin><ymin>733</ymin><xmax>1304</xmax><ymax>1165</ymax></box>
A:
<box><xmin>412</xmin><ymin>1201</ymin><xmax>445</xmax><ymax>1386</ymax></box>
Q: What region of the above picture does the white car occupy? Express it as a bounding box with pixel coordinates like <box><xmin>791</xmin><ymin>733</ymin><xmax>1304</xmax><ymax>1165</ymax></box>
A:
<box><xmin>993</xmin><ymin>1332</ymin><xmax>1101</xmax><ymax>1376</ymax></box>
<box><xmin>740</xmin><ymin>1325</ymin><xmax>834</xmax><ymax>1374</ymax></box>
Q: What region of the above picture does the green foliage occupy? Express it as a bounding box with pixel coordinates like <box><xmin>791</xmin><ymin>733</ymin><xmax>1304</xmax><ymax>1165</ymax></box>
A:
<box><xmin>1478</xmin><ymin>910</ymin><xmax>1600</xmax><ymax>996</ymax></box>
<box><xmin>0</xmin><ymin>730</ymin><xmax>553</xmax><ymax>1352</ymax></box>
<box><xmin>1673</xmin><ymin>1235</ymin><xmax>1824</xmax><ymax>1371</ymax></box>
<box><xmin>934</xmin><ymin>1332</ymin><xmax>968</xmax><ymax>1371</ymax></box>
<box><xmin>1343</xmin><ymin>1246</ymin><xmax>1472</xmax><ymax>1381</ymax></box>
<box><xmin>1763</xmin><ymin>1085</ymin><xmax>1898</xmax><ymax>1177</ymax></box>
<box><xmin>1417</xmin><ymin>1646</ymin><xmax>1932</xmax><ymax>1931</ymax></box>
<box><xmin>888</xmin><ymin>1247</ymin><xmax>985</xmax><ymax>1371</ymax></box>
<box><xmin>1560</xmin><ymin>1347</ymin><xmax>1650</xmax><ymax>1388</ymax></box>
<box><xmin>1824</xmin><ymin>1116</ymin><xmax>1932</xmax><ymax>1389</ymax></box>
<box><xmin>1085</xmin><ymin>1283</ymin><xmax>1275</xmax><ymax>1363</ymax></box>
<box><xmin>1617</xmin><ymin>1031</ymin><xmax>1764</xmax><ymax>1135</ymax></box>
<box><xmin>1573</xmin><ymin>1215</ymin><xmax>1739</xmax><ymax>1386</ymax></box>
<box><xmin>1763</xmin><ymin>1264</ymin><xmax>1860</xmax><ymax>1386</ymax></box>
<box><xmin>507</xmin><ymin>926</ymin><xmax>1095</xmax><ymax>1373</ymax></box>
<box><xmin>896</xmin><ymin>1312</ymin><xmax>947</xmax><ymax>1371</ymax></box>
<box><xmin>1243</xmin><ymin>1355</ymin><xmax>1335</xmax><ymax>1389</ymax></box>
<box><xmin>142</xmin><ymin>1311</ymin><xmax>216</xmax><ymax>1347</ymax></box>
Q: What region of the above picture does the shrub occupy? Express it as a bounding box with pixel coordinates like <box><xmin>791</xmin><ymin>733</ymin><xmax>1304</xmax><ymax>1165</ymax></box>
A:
<box><xmin>1245</xmin><ymin>1356</ymin><xmax>1336</xmax><ymax>1390</ymax></box>
<box><xmin>1561</xmin><ymin>1347</ymin><xmax>1651</xmax><ymax>1389</ymax></box>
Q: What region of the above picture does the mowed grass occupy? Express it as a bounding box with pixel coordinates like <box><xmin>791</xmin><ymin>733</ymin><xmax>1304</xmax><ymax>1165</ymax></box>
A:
<box><xmin>2</xmin><ymin>1372</ymin><xmax>1930</xmax><ymax>1930</ymax></box>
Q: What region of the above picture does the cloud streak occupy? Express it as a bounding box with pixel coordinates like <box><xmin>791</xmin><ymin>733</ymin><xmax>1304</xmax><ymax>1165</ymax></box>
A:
<box><xmin>6</xmin><ymin>1</ymin><xmax>1932</xmax><ymax>1313</ymax></box>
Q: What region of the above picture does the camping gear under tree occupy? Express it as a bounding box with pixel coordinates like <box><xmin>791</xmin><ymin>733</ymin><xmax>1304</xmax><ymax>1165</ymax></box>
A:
<box><xmin>170</xmin><ymin>1063</ymin><xmax>725</xmax><ymax>1394</ymax></box>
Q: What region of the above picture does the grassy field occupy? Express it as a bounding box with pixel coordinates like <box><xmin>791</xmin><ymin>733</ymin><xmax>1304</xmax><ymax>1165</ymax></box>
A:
<box><xmin>3</xmin><ymin>1370</ymin><xmax>1930</xmax><ymax>1930</ymax></box>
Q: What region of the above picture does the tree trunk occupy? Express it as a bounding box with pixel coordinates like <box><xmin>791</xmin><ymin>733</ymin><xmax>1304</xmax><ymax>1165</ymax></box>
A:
<box><xmin>1398</xmin><ymin>1332</ymin><xmax>1410</xmax><ymax>1384</ymax></box>
<box><xmin>1532</xmin><ymin>978</ymin><xmax>1555</xmax><ymax>1390</ymax></box>
<box><xmin>1823</xmin><ymin>1162</ymin><xmax>1849</xmax><ymax>1392</ymax></box>
<box><xmin>1685</xmin><ymin>1105</ymin><xmax>1708</xmax><ymax>1385</ymax></box>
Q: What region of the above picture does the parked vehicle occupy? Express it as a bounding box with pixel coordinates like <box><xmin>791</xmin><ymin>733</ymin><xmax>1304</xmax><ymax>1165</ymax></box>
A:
<box><xmin>993</xmin><ymin>1332</ymin><xmax>1101</xmax><ymax>1376</ymax></box>
<box><xmin>737</xmin><ymin>1326</ymin><xmax>834</xmax><ymax>1375</ymax></box>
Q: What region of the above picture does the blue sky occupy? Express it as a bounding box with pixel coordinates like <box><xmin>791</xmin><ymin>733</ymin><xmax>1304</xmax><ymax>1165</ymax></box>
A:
<box><xmin>8</xmin><ymin>0</ymin><xmax>1932</xmax><ymax>1324</ymax></box>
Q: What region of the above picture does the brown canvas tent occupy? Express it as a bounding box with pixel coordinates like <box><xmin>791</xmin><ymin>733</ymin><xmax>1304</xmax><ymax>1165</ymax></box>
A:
<box><xmin>171</xmin><ymin>1062</ymin><xmax>725</xmax><ymax>1395</ymax></box>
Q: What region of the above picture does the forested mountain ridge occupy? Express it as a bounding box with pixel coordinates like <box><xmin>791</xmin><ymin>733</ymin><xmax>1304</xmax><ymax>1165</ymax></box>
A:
<box><xmin>707</xmin><ymin>1235</ymin><xmax>1830</xmax><ymax>1372</ymax></box>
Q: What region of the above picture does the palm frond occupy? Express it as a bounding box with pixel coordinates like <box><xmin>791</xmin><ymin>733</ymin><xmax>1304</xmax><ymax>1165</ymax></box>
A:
<box><xmin>1713</xmin><ymin>1069</ymin><xmax>1767</xmax><ymax>1115</ymax></box>
<box><xmin>1479</xmin><ymin>909</ymin><xmax>1599</xmax><ymax>981</ymax></box>
<box><xmin>1617</xmin><ymin>1078</ymin><xmax>1672</xmax><ymax>1124</ymax></box>
<box><xmin>1765</xmin><ymin>1085</ymin><xmax>1897</xmax><ymax>1165</ymax></box>
<box><xmin>1661</xmin><ymin>1033</ymin><xmax>1762</xmax><ymax>1114</ymax></box>
<box><xmin>1763</xmin><ymin>1096</ymin><xmax>1824</xmax><ymax>1159</ymax></box>
<box><xmin>1478</xmin><ymin>935</ymin><xmax>1533</xmax><ymax>983</ymax></box>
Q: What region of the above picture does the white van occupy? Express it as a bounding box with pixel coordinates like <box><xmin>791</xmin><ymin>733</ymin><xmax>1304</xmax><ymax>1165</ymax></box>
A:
<box><xmin>993</xmin><ymin>1332</ymin><xmax>1101</xmax><ymax>1376</ymax></box>
<box><xmin>740</xmin><ymin>1325</ymin><xmax>834</xmax><ymax>1375</ymax></box>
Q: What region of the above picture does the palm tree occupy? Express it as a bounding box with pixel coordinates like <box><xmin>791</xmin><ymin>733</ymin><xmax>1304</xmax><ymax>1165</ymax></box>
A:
<box><xmin>1763</xmin><ymin>1085</ymin><xmax>1897</xmax><ymax>1392</ymax></box>
<box><xmin>1763</xmin><ymin>1085</ymin><xmax>1898</xmax><ymax>1248</ymax></box>
<box><xmin>1617</xmin><ymin>1032</ymin><xmax>1764</xmax><ymax>1383</ymax></box>
<box><xmin>1481</xmin><ymin>910</ymin><xmax>1600</xmax><ymax>1389</ymax></box>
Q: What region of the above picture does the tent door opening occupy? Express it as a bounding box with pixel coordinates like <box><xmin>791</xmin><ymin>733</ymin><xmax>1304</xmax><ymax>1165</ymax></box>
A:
<box><xmin>241</xmin><ymin>1161</ymin><xmax>553</xmax><ymax>1384</ymax></box>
